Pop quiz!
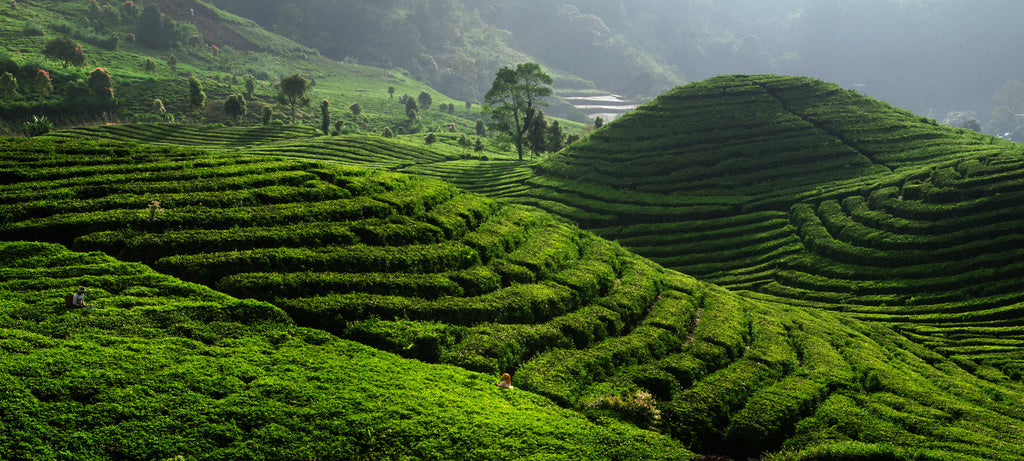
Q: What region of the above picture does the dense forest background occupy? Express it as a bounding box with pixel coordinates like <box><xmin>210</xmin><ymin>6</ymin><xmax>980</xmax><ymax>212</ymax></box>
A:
<box><xmin>211</xmin><ymin>0</ymin><xmax>1024</xmax><ymax>135</ymax></box>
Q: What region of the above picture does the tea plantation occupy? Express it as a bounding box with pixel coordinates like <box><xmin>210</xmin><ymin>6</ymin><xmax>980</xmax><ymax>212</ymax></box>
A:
<box><xmin>4</xmin><ymin>74</ymin><xmax>1024</xmax><ymax>460</ymax></box>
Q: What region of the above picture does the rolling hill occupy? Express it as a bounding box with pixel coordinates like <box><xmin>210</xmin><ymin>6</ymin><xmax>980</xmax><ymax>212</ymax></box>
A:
<box><xmin>5</xmin><ymin>74</ymin><xmax>1024</xmax><ymax>460</ymax></box>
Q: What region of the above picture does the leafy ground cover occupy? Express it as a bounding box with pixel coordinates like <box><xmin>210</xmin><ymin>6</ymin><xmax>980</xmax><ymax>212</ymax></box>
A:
<box><xmin>0</xmin><ymin>240</ymin><xmax>692</xmax><ymax>461</ymax></box>
<box><xmin>4</xmin><ymin>133</ymin><xmax>1024</xmax><ymax>460</ymax></box>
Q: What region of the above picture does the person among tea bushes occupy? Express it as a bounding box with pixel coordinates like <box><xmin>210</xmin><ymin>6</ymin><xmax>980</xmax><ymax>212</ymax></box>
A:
<box><xmin>495</xmin><ymin>373</ymin><xmax>513</xmax><ymax>389</ymax></box>
<box><xmin>68</xmin><ymin>286</ymin><xmax>93</xmax><ymax>309</ymax></box>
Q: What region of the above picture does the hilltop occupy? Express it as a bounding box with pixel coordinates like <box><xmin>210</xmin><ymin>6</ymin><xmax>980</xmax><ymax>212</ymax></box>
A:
<box><xmin>508</xmin><ymin>74</ymin><xmax>1024</xmax><ymax>379</ymax></box>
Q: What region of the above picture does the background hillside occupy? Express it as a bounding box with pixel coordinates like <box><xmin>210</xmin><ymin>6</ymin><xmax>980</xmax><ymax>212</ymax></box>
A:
<box><xmin>206</xmin><ymin>0</ymin><xmax>1024</xmax><ymax>135</ymax></box>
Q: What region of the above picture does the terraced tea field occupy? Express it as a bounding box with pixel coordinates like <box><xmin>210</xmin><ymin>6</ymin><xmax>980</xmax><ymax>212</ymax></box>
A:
<box><xmin>4</xmin><ymin>133</ymin><xmax>1024</xmax><ymax>460</ymax></box>
<box><xmin>48</xmin><ymin>125</ymin><xmax>536</xmax><ymax>199</ymax></box>
<box><xmin>0</xmin><ymin>240</ymin><xmax>689</xmax><ymax>460</ymax></box>
<box><xmin>516</xmin><ymin>75</ymin><xmax>1024</xmax><ymax>379</ymax></box>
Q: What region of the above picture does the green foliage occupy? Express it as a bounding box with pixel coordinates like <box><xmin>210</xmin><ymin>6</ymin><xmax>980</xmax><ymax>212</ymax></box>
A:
<box><xmin>22</xmin><ymin>115</ymin><xmax>53</xmax><ymax>136</ymax></box>
<box><xmin>224</xmin><ymin>93</ymin><xmax>247</xmax><ymax>121</ymax></box>
<box><xmin>318</xmin><ymin>98</ymin><xmax>330</xmax><ymax>134</ymax></box>
<box><xmin>0</xmin><ymin>240</ymin><xmax>693</xmax><ymax>461</ymax></box>
<box><xmin>42</xmin><ymin>36</ymin><xmax>86</xmax><ymax>68</ymax></box>
<box><xmin>278</xmin><ymin>73</ymin><xmax>309</xmax><ymax>123</ymax></box>
<box><xmin>0</xmin><ymin>71</ymin><xmax>16</xmax><ymax>100</ymax></box>
<box><xmin>87</xmin><ymin>67</ymin><xmax>114</xmax><ymax>100</ymax></box>
<box><xmin>7</xmin><ymin>70</ymin><xmax>1024</xmax><ymax>461</ymax></box>
<box><xmin>187</xmin><ymin>75</ymin><xmax>206</xmax><ymax>113</ymax></box>
<box><xmin>484</xmin><ymin>62</ymin><xmax>553</xmax><ymax>160</ymax></box>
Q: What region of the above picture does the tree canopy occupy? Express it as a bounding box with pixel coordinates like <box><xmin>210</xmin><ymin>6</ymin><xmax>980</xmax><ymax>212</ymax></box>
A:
<box><xmin>42</xmin><ymin>37</ymin><xmax>86</xmax><ymax>69</ymax></box>
<box><xmin>278</xmin><ymin>74</ymin><xmax>310</xmax><ymax>124</ymax></box>
<box><xmin>483</xmin><ymin>62</ymin><xmax>552</xmax><ymax>160</ymax></box>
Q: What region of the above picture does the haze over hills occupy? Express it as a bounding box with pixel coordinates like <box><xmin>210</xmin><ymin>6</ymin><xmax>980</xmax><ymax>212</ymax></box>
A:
<box><xmin>207</xmin><ymin>0</ymin><xmax>1024</xmax><ymax>133</ymax></box>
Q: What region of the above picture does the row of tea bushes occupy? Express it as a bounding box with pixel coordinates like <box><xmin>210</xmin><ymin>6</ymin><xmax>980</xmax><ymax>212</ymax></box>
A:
<box><xmin>0</xmin><ymin>241</ymin><xmax>694</xmax><ymax>460</ymax></box>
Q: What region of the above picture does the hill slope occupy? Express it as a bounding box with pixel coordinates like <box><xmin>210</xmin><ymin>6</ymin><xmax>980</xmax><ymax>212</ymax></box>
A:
<box><xmin>0</xmin><ymin>240</ymin><xmax>689</xmax><ymax>460</ymax></box>
<box><xmin>485</xmin><ymin>75</ymin><xmax>1024</xmax><ymax>375</ymax></box>
<box><xmin>3</xmin><ymin>135</ymin><xmax>1024</xmax><ymax>459</ymax></box>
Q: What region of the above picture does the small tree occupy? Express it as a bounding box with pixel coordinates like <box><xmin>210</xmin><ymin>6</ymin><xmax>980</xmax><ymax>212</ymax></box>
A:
<box><xmin>87</xmin><ymin>67</ymin><xmax>114</xmax><ymax>100</ymax></box>
<box><xmin>404</xmin><ymin>96</ymin><xmax>417</xmax><ymax>114</ymax></box>
<box><xmin>244</xmin><ymin>74</ymin><xmax>256</xmax><ymax>98</ymax></box>
<box><xmin>143</xmin><ymin>57</ymin><xmax>156</xmax><ymax>73</ymax></box>
<box><xmin>465</xmin><ymin>100</ymin><xmax>472</xmax><ymax>110</ymax></box>
<box><xmin>457</xmin><ymin>133</ymin><xmax>471</xmax><ymax>153</ymax></box>
<box><xmin>33</xmin><ymin>69</ymin><xmax>52</xmax><ymax>97</ymax></box>
<box><xmin>525</xmin><ymin>106</ymin><xmax>548</xmax><ymax>157</ymax></box>
<box><xmin>0</xmin><ymin>72</ymin><xmax>17</xmax><ymax>100</ymax></box>
<box><xmin>474</xmin><ymin>137</ymin><xmax>485</xmax><ymax>152</ymax></box>
<box><xmin>261</xmin><ymin>105</ymin><xmax>272</xmax><ymax>125</ymax></box>
<box><xmin>188</xmin><ymin>75</ymin><xmax>206</xmax><ymax>113</ymax></box>
<box><xmin>349</xmin><ymin>102</ymin><xmax>361</xmax><ymax>118</ymax></box>
<box><xmin>224</xmin><ymin>93</ymin><xmax>247</xmax><ymax>121</ymax></box>
<box><xmin>418</xmin><ymin>90</ymin><xmax>432</xmax><ymax>110</ymax></box>
<box><xmin>278</xmin><ymin>74</ymin><xmax>309</xmax><ymax>123</ymax></box>
<box><xmin>547</xmin><ymin>120</ymin><xmax>565</xmax><ymax>152</ymax></box>
<box><xmin>475</xmin><ymin>118</ymin><xmax>485</xmax><ymax>137</ymax></box>
<box><xmin>381</xmin><ymin>126</ymin><xmax>395</xmax><ymax>138</ymax></box>
<box><xmin>43</xmin><ymin>37</ymin><xmax>86</xmax><ymax>68</ymax></box>
<box><xmin>153</xmin><ymin>98</ymin><xmax>166</xmax><ymax>119</ymax></box>
<box><xmin>594</xmin><ymin>116</ymin><xmax>604</xmax><ymax>128</ymax></box>
<box><xmin>167</xmin><ymin>54</ymin><xmax>177</xmax><ymax>73</ymax></box>
<box><xmin>447</xmin><ymin>104</ymin><xmax>455</xmax><ymax>115</ymax></box>
<box><xmin>387</xmin><ymin>86</ymin><xmax>395</xmax><ymax>100</ymax></box>
<box><xmin>407</xmin><ymin>108</ymin><xmax>418</xmax><ymax>124</ymax></box>
<box><xmin>319</xmin><ymin>99</ymin><xmax>330</xmax><ymax>135</ymax></box>
<box><xmin>424</xmin><ymin>132</ymin><xmax>437</xmax><ymax>145</ymax></box>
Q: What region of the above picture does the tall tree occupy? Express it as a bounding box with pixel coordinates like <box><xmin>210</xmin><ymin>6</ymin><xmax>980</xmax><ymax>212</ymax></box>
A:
<box><xmin>319</xmin><ymin>99</ymin><xmax>330</xmax><ymax>135</ymax></box>
<box><xmin>525</xmin><ymin>106</ymin><xmax>548</xmax><ymax>157</ymax></box>
<box><xmin>483</xmin><ymin>63</ymin><xmax>552</xmax><ymax>160</ymax></box>
<box><xmin>547</xmin><ymin>120</ymin><xmax>565</xmax><ymax>152</ymax></box>
<box><xmin>188</xmin><ymin>75</ymin><xmax>206</xmax><ymax>113</ymax></box>
<box><xmin>278</xmin><ymin>74</ymin><xmax>309</xmax><ymax>124</ymax></box>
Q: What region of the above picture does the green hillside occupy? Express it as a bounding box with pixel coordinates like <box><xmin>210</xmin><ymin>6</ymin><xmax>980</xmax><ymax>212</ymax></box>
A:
<box><xmin>0</xmin><ymin>240</ymin><xmax>690</xmax><ymax>460</ymax></box>
<box><xmin>497</xmin><ymin>75</ymin><xmax>1024</xmax><ymax>378</ymax></box>
<box><xmin>3</xmin><ymin>132</ymin><xmax>1024</xmax><ymax>460</ymax></box>
<box><xmin>0</xmin><ymin>0</ymin><xmax>488</xmax><ymax>135</ymax></box>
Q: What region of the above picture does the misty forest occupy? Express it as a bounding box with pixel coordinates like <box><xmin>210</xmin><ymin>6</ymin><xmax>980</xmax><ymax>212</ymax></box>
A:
<box><xmin>3</xmin><ymin>0</ymin><xmax>1024</xmax><ymax>460</ymax></box>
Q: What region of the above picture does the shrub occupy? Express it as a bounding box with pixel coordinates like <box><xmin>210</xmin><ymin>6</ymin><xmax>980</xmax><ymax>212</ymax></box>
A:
<box><xmin>22</xmin><ymin>115</ymin><xmax>53</xmax><ymax>137</ymax></box>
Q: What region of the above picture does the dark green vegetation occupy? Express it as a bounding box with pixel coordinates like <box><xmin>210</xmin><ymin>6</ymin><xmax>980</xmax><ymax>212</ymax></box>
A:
<box><xmin>6</xmin><ymin>74</ymin><xmax>1024</xmax><ymax>460</ymax></box>
<box><xmin>0</xmin><ymin>0</ymin><xmax>492</xmax><ymax>135</ymax></box>
<box><xmin>511</xmin><ymin>75</ymin><xmax>1024</xmax><ymax>381</ymax></box>
<box><xmin>0</xmin><ymin>139</ymin><xmax>693</xmax><ymax>460</ymax></box>
<box><xmin>0</xmin><ymin>241</ymin><xmax>689</xmax><ymax>460</ymax></box>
